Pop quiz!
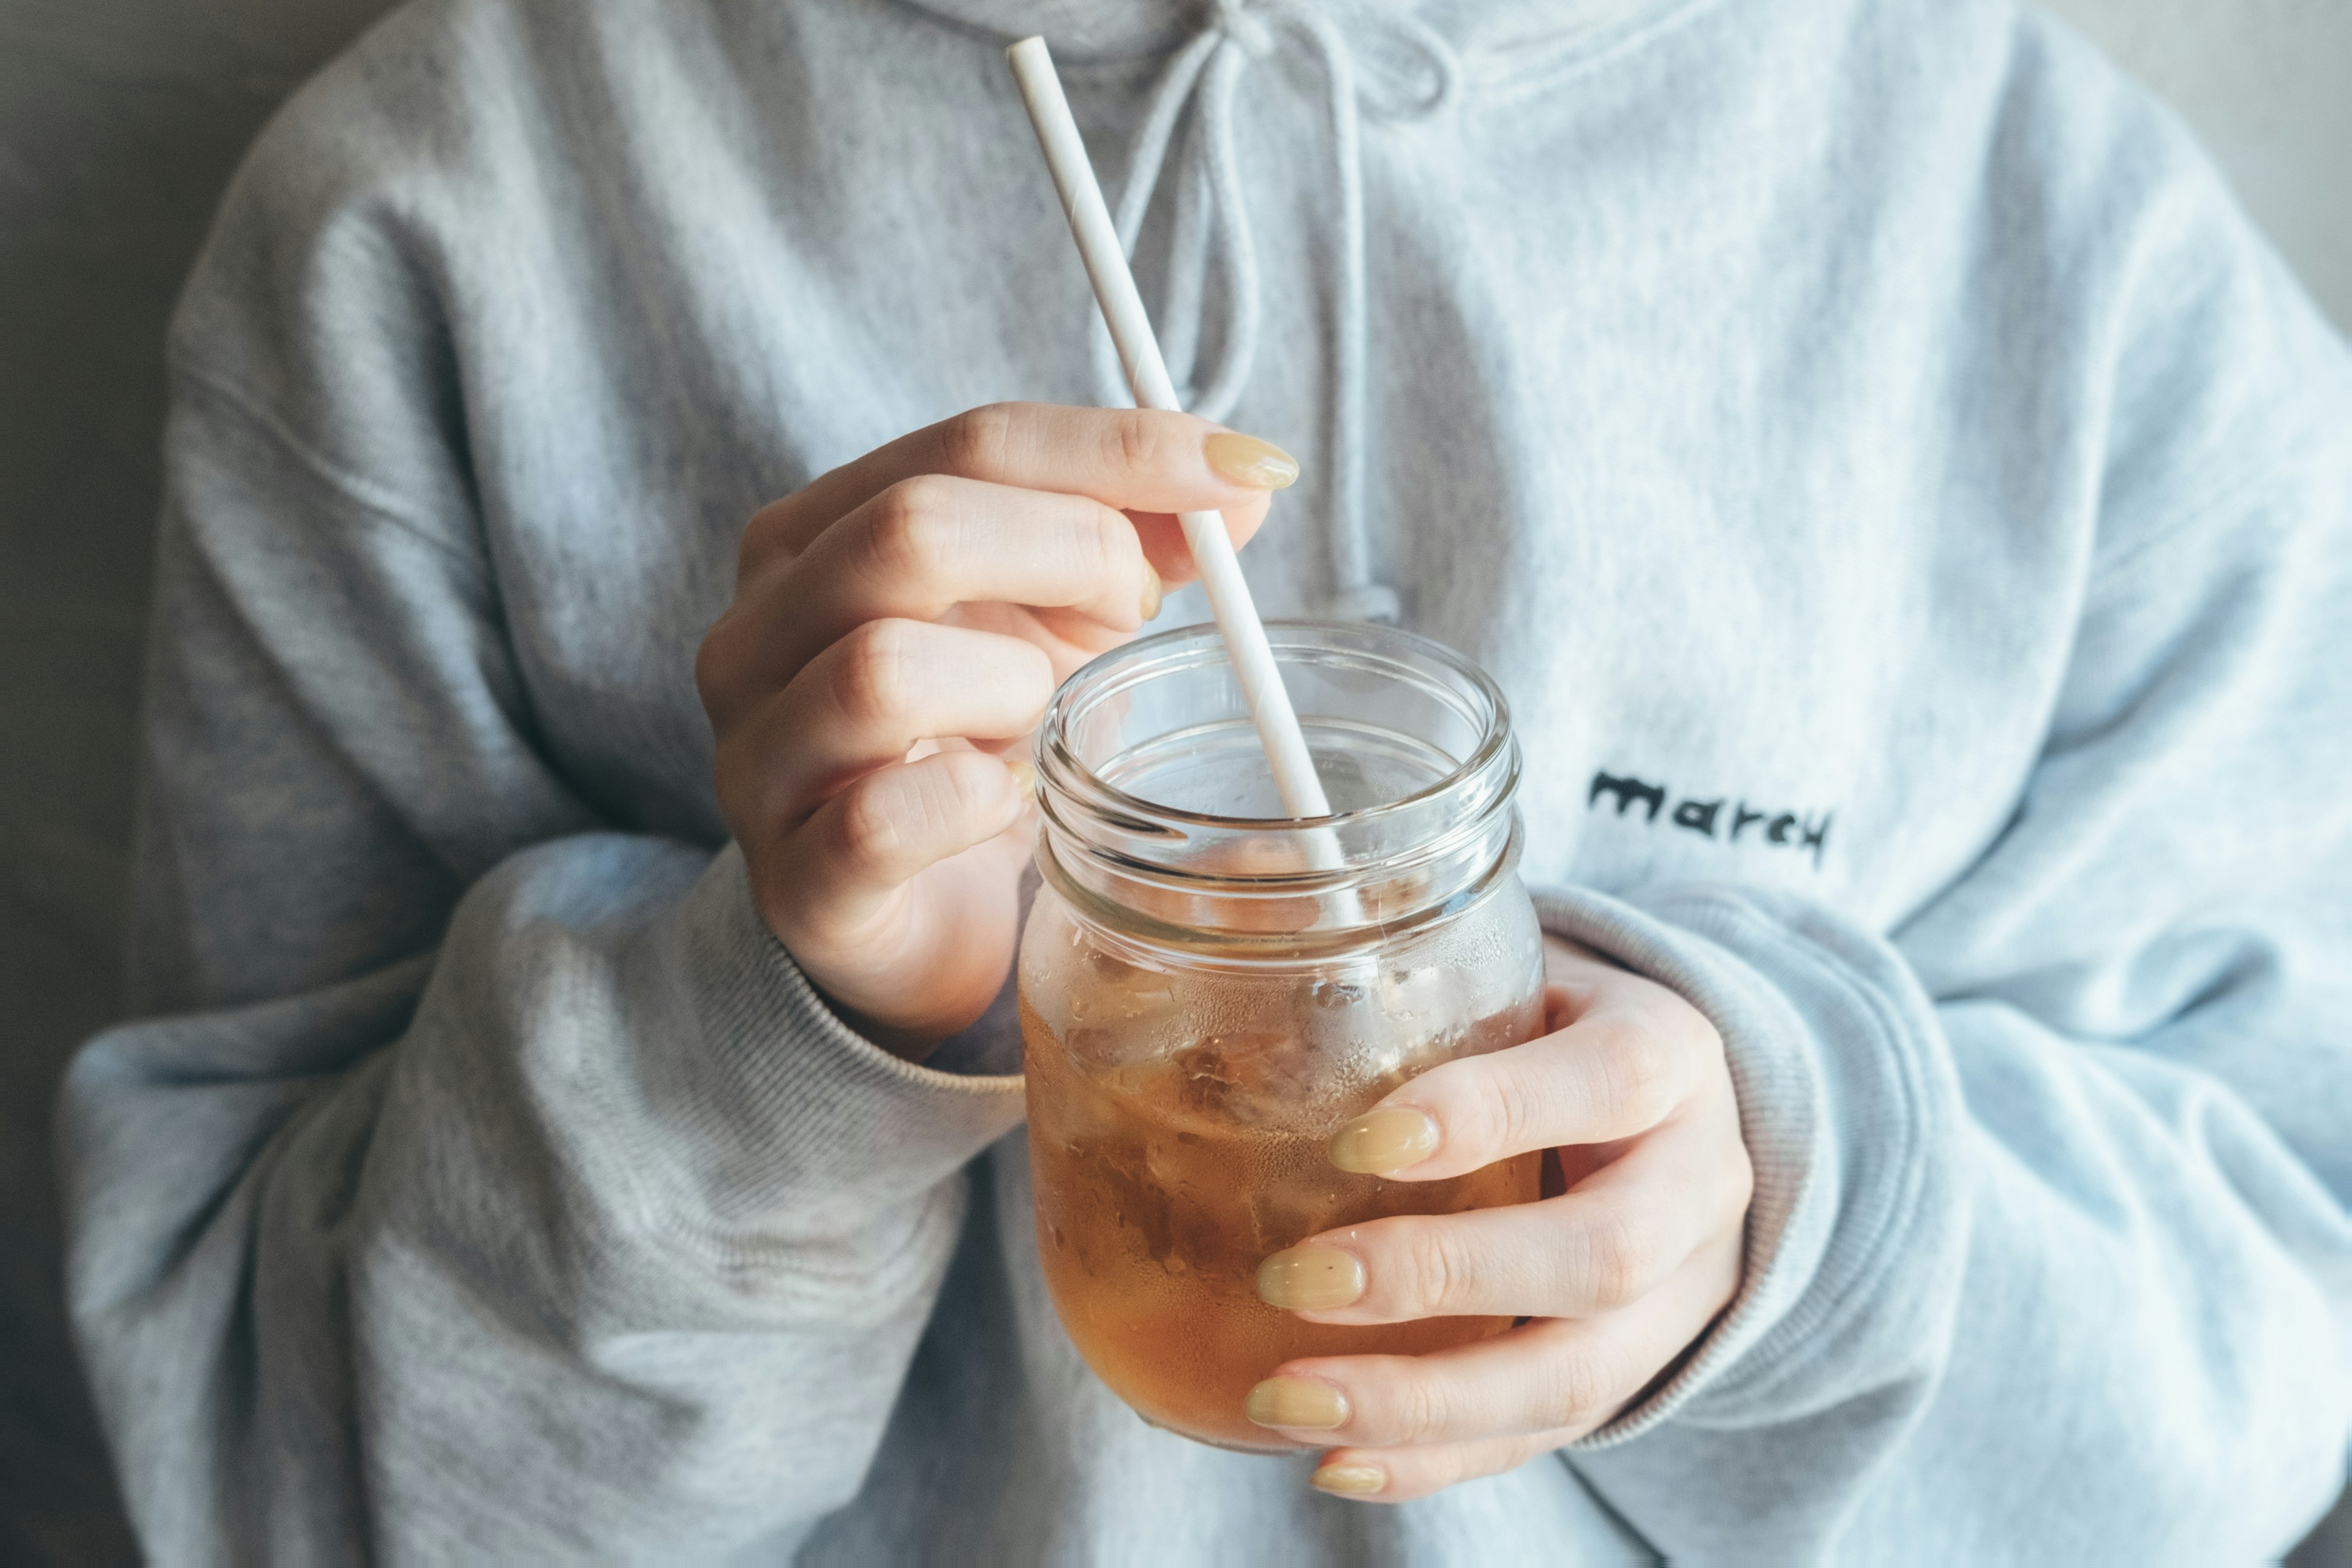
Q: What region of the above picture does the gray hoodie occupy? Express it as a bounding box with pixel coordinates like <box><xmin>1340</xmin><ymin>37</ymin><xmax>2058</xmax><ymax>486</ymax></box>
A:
<box><xmin>55</xmin><ymin>0</ymin><xmax>2352</xmax><ymax>1561</ymax></box>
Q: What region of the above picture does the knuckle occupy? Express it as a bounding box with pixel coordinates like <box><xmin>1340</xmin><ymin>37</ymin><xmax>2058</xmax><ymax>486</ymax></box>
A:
<box><xmin>1386</xmin><ymin>1368</ymin><xmax>1457</xmax><ymax>1447</ymax></box>
<box><xmin>940</xmin><ymin>402</ymin><xmax>1018</xmax><ymax>476</ymax></box>
<box><xmin>1010</xmin><ymin>636</ymin><xmax>1057</xmax><ymax>703</ymax></box>
<box><xmin>905</xmin><ymin>767</ymin><xmax>964</xmax><ymax>844</ymax></box>
<box><xmin>938</xmin><ymin>750</ymin><xmax>1012</xmax><ymax>824</ymax></box>
<box><xmin>1392</xmin><ymin>1219</ymin><xmax>1466</xmax><ymax>1318</ymax></box>
<box><xmin>1434</xmin><ymin>1434</ymin><xmax>1541</xmax><ymax>1494</ymax></box>
<box><xmin>1472</xmin><ymin>1436</ymin><xmax>1551</xmax><ymax>1487</ymax></box>
<box><xmin>832</xmin><ymin>619</ymin><xmax>916</xmax><ymax>725</ymax></box>
<box><xmin>1593</xmin><ymin>1019</ymin><xmax>1678</xmax><ymax>1129</ymax></box>
<box><xmin>1551</xmin><ymin>1343</ymin><xmax>1630</xmax><ymax>1430</ymax></box>
<box><xmin>692</xmin><ymin>622</ymin><xmax>733</xmax><ymax>714</ymax></box>
<box><xmin>868</xmin><ymin>476</ymin><xmax>958</xmax><ymax>582</ymax></box>
<box><xmin>1578</xmin><ymin>1202</ymin><xmax>1658</xmax><ymax>1310</ymax></box>
<box><xmin>1480</xmin><ymin>1061</ymin><xmax>1549</xmax><ymax>1159</ymax></box>
<box><xmin>1077</xmin><ymin>504</ymin><xmax>1130</xmax><ymax>580</ymax></box>
<box><xmin>1403</xmin><ymin>1446</ymin><xmax>1476</xmax><ymax>1499</ymax></box>
<box><xmin>1433</xmin><ymin>1447</ymin><xmax>1490</xmax><ymax>1493</ymax></box>
<box><xmin>1109</xmin><ymin>407</ymin><xmax>1175</xmax><ymax>477</ymax></box>
<box><xmin>737</xmin><ymin>497</ymin><xmax>793</xmax><ymax>566</ymax></box>
<box><xmin>835</xmin><ymin>775</ymin><xmax>908</xmax><ymax>872</ymax></box>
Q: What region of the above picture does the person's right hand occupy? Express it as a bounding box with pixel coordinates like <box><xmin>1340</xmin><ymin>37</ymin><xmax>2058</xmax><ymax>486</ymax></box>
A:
<box><xmin>695</xmin><ymin>402</ymin><xmax>1298</xmax><ymax>1060</ymax></box>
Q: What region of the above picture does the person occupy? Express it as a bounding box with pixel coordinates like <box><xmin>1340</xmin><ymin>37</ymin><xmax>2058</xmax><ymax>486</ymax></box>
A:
<box><xmin>53</xmin><ymin>0</ymin><xmax>2352</xmax><ymax>1559</ymax></box>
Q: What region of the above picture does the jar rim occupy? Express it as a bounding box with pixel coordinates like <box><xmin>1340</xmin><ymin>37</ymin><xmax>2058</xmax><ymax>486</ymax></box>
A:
<box><xmin>1030</xmin><ymin>620</ymin><xmax>1524</xmax><ymax>956</ymax></box>
<box><xmin>1035</xmin><ymin>619</ymin><xmax>1516</xmax><ymax>836</ymax></box>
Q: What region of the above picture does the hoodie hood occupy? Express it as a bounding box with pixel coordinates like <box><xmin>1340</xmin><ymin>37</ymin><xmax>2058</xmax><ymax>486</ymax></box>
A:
<box><xmin>891</xmin><ymin>0</ymin><xmax>1673</xmax><ymax>620</ymax></box>
<box><xmin>896</xmin><ymin>0</ymin><xmax>1199</xmax><ymax>59</ymax></box>
<box><xmin>900</xmin><ymin>0</ymin><xmax>1669</xmax><ymax>61</ymax></box>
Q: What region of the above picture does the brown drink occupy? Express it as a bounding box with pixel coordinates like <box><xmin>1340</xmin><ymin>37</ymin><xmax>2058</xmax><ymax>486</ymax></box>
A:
<box><xmin>1022</xmin><ymin>958</ymin><xmax>1544</xmax><ymax>1451</ymax></box>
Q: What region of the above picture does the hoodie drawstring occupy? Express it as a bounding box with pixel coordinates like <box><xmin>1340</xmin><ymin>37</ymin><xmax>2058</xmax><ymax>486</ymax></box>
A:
<box><xmin>1090</xmin><ymin>0</ymin><xmax>1458</xmax><ymax>625</ymax></box>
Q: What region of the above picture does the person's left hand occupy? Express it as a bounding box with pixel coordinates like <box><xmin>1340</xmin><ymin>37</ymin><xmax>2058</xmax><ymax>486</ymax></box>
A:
<box><xmin>1245</xmin><ymin>935</ymin><xmax>1753</xmax><ymax>1501</ymax></box>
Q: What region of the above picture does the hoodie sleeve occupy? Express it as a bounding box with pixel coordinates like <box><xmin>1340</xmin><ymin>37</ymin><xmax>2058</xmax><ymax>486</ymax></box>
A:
<box><xmin>52</xmin><ymin>113</ymin><xmax>1023</xmax><ymax>1568</ymax></box>
<box><xmin>1539</xmin><ymin>85</ymin><xmax>2352</xmax><ymax>1568</ymax></box>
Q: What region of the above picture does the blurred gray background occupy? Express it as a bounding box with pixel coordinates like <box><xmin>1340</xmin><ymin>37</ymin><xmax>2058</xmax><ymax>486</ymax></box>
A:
<box><xmin>2</xmin><ymin>1</ymin><xmax>2346</xmax><ymax>1560</ymax></box>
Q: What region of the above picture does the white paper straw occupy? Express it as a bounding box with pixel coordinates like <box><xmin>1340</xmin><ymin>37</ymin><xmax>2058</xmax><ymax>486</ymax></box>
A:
<box><xmin>1006</xmin><ymin>35</ymin><xmax>1334</xmax><ymax>823</ymax></box>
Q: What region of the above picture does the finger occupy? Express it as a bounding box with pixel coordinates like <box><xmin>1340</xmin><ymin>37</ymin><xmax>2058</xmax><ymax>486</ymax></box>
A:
<box><xmin>704</xmin><ymin>476</ymin><xmax>1154</xmax><ymax>712</ymax></box>
<box><xmin>1327</xmin><ymin>980</ymin><xmax>1716</xmax><ymax>1181</ymax></box>
<box><xmin>764</xmin><ymin>748</ymin><xmax>1025</xmax><ymax>944</ymax></box>
<box><xmin>1248</xmin><ymin>1252</ymin><xmax>1727</xmax><ymax>1450</ymax></box>
<box><xmin>723</xmin><ymin>620</ymin><xmax>1053</xmax><ymax>827</ymax></box>
<box><xmin>1306</xmin><ymin>1426</ymin><xmax>1580</xmax><ymax>1504</ymax></box>
<box><xmin>1262</xmin><ymin>1115</ymin><xmax>1743</xmax><ymax>1324</ymax></box>
<box><xmin>1542</xmin><ymin>931</ymin><xmax>1616</xmax><ymax>988</ymax></box>
<box><xmin>746</xmin><ymin>402</ymin><xmax>1294</xmax><ymax>558</ymax></box>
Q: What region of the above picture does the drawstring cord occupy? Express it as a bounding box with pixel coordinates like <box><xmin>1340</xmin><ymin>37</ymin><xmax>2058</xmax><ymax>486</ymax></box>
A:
<box><xmin>1090</xmin><ymin>0</ymin><xmax>1458</xmax><ymax>625</ymax></box>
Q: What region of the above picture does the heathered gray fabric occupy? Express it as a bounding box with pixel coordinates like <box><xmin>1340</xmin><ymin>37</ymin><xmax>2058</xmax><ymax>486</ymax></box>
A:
<box><xmin>51</xmin><ymin>0</ymin><xmax>2352</xmax><ymax>1560</ymax></box>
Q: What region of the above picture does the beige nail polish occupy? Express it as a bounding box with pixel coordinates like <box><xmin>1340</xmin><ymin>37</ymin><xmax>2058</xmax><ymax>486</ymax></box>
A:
<box><xmin>1329</xmin><ymin>1107</ymin><xmax>1439</xmax><ymax>1175</ymax></box>
<box><xmin>1244</xmin><ymin>1376</ymin><xmax>1349</xmax><ymax>1430</ymax></box>
<box><xmin>1005</xmin><ymin>755</ymin><xmax>1038</xmax><ymax>806</ymax></box>
<box><xmin>1139</xmin><ymin>560</ymin><xmax>1163</xmax><ymax>622</ymax></box>
<box><xmin>1310</xmin><ymin>1464</ymin><xmax>1386</xmax><ymax>1497</ymax></box>
<box><xmin>1204</xmin><ymin>432</ymin><xmax>1300</xmax><ymax>490</ymax></box>
<box><xmin>1256</xmin><ymin>1245</ymin><xmax>1365</xmax><ymax>1311</ymax></box>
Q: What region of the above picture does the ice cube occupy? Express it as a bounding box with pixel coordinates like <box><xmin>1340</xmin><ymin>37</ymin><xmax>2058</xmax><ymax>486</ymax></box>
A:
<box><xmin>1308</xmin><ymin>975</ymin><xmax>1370</xmax><ymax>1010</ymax></box>
<box><xmin>1070</xmin><ymin>947</ymin><xmax>1177</xmax><ymax>1025</ymax></box>
<box><xmin>1379</xmin><ymin>961</ymin><xmax>1466</xmax><ymax>1040</ymax></box>
<box><xmin>1163</xmin><ymin>1029</ymin><xmax>1335</xmax><ymax>1132</ymax></box>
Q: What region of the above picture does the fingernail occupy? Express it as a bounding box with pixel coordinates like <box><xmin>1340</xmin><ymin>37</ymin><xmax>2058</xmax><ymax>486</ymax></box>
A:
<box><xmin>1257</xmin><ymin>1245</ymin><xmax>1365</xmax><ymax>1311</ymax></box>
<box><xmin>1139</xmin><ymin>559</ymin><xmax>1163</xmax><ymax>622</ymax></box>
<box><xmin>1245</xmin><ymin>1375</ymin><xmax>1349</xmax><ymax>1431</ymax></box>
<box><xmin>1005</xmin><ymin>755</ymin><xmax>1038</xmax><ymax>806</ymax></box>
<box><xmin>1329</xmin><ymin>1107</ymin><xmax>1439</xmax><ymax>1175</ymax></box>
<box><xmin>1204</xmin><ymin>432</ymin><xmax>1299</xmax><ymax>490</ymax></box>
<box><xmin>1310</xmin><ymin>1463</ymin><xmax>1386</xmax><ymax>1497</ymax></box>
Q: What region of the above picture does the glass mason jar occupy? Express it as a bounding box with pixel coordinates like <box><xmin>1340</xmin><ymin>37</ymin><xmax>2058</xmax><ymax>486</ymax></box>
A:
<box><xmin>1019</xmin><ymin>621</ymin><xmax>1547</xmax><ymax>1452</ymax></box>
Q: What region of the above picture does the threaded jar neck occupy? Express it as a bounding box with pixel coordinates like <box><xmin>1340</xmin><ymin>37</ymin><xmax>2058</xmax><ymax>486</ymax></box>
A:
<box><xmin>1033</xmin><ymin>621</ymin><xmax>1522</xmax><ymax>963</ymax></box>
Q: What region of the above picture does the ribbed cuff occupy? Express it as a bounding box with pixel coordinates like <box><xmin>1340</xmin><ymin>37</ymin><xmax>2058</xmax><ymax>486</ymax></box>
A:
<box><xmin>1530</xmin><ymin>882</ymin><xmax>1966</xmax><ymax>1446</ymax></box>
<box><xmin>643</xmin><ymin>845</ymin><xmax>1027</xmax><ymax>1256</ymax></box>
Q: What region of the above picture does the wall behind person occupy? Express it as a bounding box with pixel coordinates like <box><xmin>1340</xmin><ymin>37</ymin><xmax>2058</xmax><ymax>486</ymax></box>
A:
<box><xmin>0</xmin><ymin>2</ymin><xmax>2345</xmax><ymax>1564</ymax></box>
<box><xmin>0</xmin><ymin>4</ymin><xmax>402</xmax><ymax>1559</ymax></box>
<box><xmin>2043</xmin><ymin>0</ymin><xmax>2352</xmax><ymax>330</ymax></box>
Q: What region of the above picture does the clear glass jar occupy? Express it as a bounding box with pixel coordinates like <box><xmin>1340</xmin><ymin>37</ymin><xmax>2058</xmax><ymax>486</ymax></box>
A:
<box><xmin>1020</xmin><ymin>621</ymin><xmax>1546</xmax><ymax>1452</ymax></box>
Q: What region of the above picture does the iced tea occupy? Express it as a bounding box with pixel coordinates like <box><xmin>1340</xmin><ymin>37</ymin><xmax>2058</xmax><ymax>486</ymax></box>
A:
<box><xmin>1022</xmin><ymin>967</ymin><xmax>1544</xmax><ymax>1451</ymax></box>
